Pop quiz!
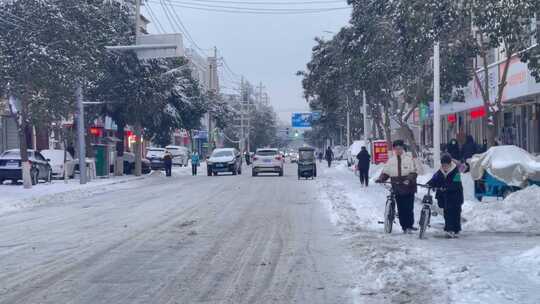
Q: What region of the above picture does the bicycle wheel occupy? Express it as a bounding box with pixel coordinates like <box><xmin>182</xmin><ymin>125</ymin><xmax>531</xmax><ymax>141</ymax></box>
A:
<box><xmin>418</xmin><ymin>208</ymin><xmax>429</xmax><ymax>239</ymax></box>
<box><xmin>384</xmin><ymin>199</ymin><xmax>395</xmax><ymax>234</ymax></box>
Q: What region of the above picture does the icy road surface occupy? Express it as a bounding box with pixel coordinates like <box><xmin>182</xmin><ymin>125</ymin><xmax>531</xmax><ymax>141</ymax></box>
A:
<box><xmin>2</xmin><ymin>163</ymin><xmax>540</xmax><ymax>304</ymax></box>
<box><xmin>0</xmin><ymin>166</ymin><xmax>354</xmax><ymax>304</ymax></box>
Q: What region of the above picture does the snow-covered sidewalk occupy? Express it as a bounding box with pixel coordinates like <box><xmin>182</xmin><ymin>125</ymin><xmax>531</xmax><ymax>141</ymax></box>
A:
<box><xmin>0</xmin><ymin>165</ymin><xmax>196</xmax><ymax>216</ymax></box>
<box><xmin>318</xmin><ymin>161</ymin><xmax>540</xmax><ymax>304</ymax></box>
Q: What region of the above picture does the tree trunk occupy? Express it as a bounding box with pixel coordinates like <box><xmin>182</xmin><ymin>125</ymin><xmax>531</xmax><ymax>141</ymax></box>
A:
<box><xmin>383</xmin><ymin>107</ymin><xmax>392</xmax><ymax>150</ymax></box>
<box><xmin>399</xmin><ymin>124</ymin><xmax>418</xmax><ymax>157</ymax></box>
<box><xmin>134</xmin><ymin>123</ymin><xmax>142</xmax><ymax>176</ymax></box>
<box><xmin>115</xmin><ymin>122</ymin><xmax>125</xmax><ymax>176</ymax></box>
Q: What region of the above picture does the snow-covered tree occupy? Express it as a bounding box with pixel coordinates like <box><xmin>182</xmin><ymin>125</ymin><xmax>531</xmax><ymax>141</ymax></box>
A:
<box><xmin>0</xmin><ymin>0</ymin><xmax>133</xmax><ymax>187</ymax></box>
<box><xmin>466</xmin><ymin>0</ymin><xmax>540</xmax><ymax>146</ymax></box>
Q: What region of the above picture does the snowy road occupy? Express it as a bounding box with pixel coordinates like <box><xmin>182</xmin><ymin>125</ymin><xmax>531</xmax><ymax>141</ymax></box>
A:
<box><xmin>0</xmin><ymin>166</ymin><xmax>354</xmax><ymax>304</ymax></box>
<box><xmin>2</xmin><ymin>163</ymin><xmax>540</xmax><ymax>304</ymax></box>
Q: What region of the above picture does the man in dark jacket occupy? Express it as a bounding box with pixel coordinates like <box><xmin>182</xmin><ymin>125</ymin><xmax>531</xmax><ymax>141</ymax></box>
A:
<box><xmin>427</xmin><ymin>154</ymin><xmax>464</xmax><ymax>238</ymax></box>
<box><xmin>356</xmin><ymin>147</ymin><xmax>371</xmax><ymax>186</ymax></box>
<box><xmin>461</xmin><ymin>135</ymin><xmax>477</xmax><ymax>161</ymax></box>
<box><xmin>446</xmin><ymin>139</ymin><xmax>461</xmax><ymax>161</ymax></box>
<box><xmin>163</xmin><ymin>151</ymin><xmax>173</xmax><ymax>177</ymax></box>
<box><xmin>324</xmin><ymin>146</ymin><xmax>334</xmax><ymax>168</ymax></box>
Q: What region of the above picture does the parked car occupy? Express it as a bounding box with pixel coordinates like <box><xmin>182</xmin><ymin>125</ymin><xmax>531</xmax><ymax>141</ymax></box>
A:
<box><xmin>207</xmin><ymin>148</ymin><xmax>242</xmax><ymax>176</ymax></box>
<box><xmin>0</xmin><ymin>149</ymin><xmax>52</xmax><ymax>185</ymax></box>
<box><xmin>165</xmin><ymin>145</ymin><xmax>189</xmax><ymax>166</ymax></box>
<box><xmin>119</xmin><ymin>152</ymin><xmax>152</xmax><ymax>174</ymax></box>
<box><xmin>146</xmin><ymin>147</ymin><xmax>166</xmax><ymax>171</ymax></box>
<box><xmin>41</xmin><ymin>149</ymin><xmax>76</xmax><ymax>179</ymax></box>
<box><xmin>252</xmin><ymin>148</ymin><xmax>284</xmax><ymax>177</ymax></box>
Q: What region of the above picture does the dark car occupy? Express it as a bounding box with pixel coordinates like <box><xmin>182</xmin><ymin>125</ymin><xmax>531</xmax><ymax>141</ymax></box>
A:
<box><xmin>146</xmin><ymin>147</ymin><xmax>166</xmax><ymax>171</ymax></box>
<box><xmin>207</xmin><ymin>148</ymin><xmax>242</xmax><ymax>176</ymax></box>
<box><xmin>109</xmin><ymin>152</ymin><xmax>152</xmax><ymax>174</ymax></box>
<box><xmin>0</xmin><ymin>149</ymin><xmax>52</xmax><ymax>185</ymax></box>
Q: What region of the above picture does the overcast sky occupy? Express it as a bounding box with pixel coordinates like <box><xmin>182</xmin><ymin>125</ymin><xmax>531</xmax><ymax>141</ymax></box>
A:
<box><xmin>143</xmin><ymin>1</ymin><xmax>351</xmax><ymax>124</ymax></box>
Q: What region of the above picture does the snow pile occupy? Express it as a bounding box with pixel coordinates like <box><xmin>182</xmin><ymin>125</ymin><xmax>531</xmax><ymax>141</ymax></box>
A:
<box><xmin>469</xmin><ymin>145</ymin><xmax>540</xmax><ymax>188</ymax></box>
<box><xmin>462</xmin><ymin>185</ymin><xmax>540</xmax><ymax>233</ymax></box>
<box><xmin>350</xmin><ymin>235</ymin><xmax>446</xmax><ymax>303</ymax></box>
<box><xmin>516</xmin><ymin>246</ymin><xmax>540</xmax><ymax>280</ymax></box>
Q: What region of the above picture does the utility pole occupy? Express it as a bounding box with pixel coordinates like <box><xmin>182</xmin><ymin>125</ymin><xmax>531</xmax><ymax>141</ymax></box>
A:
<box><xmin>363</xmin><ymin>90</ymin><xmax>369</xmax><ymax>143</ymax></box>
<box><xmin>346</xmin><ymin>95</ymin><xmax>350</xmax><ymax>148</ymax></box>
<box><xmin>133</xmin><ymin>0</ymin><xmax>143</xmax><ymax>176</ymax></box>
<box><xmin>240</xmin><ymin>77</ymin><xmax>245</xmax><ymax>153</ymax></box>
<box><xmin>76</xmin><ymin>83</ymin><xmax>87</xmax><ymax>184</ymax></box>
<box><xmin>208</xmin><ymin>47</ymin><xmax>218</xmax><ymax>151</ymax></box>
<box><xmin>433</xmin><ymin>42</ymin><xmax>441</xmax><ymax>167</ymax></box>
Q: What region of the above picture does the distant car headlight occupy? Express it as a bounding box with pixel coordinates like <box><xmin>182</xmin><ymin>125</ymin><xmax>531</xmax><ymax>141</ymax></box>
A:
<box><xmin>228</xmin><ymin>160</ymin><xmax>236</xmax><ymax>164</ymax></box>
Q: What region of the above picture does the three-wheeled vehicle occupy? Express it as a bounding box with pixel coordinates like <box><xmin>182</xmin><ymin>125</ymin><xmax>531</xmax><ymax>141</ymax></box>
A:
<box><xmin>469</xmin><ymin>145</ymin><xmax>540</xmax><ymax>201</ymax></box>
<box><xmin>297</xmin><ymin>147</ymin><xmax>317</xmax><ymax>179</ymax></box>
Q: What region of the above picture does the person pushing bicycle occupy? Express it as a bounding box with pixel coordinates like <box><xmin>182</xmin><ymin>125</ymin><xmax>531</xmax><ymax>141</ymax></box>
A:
<box><xmin>427</xmin><ymin>153</ymin><xmax>464</xmax><ymax>238</ymax></box>
<box><xmin>376</xmin><ymin>140</ymin><xmax>419</xmax><ymax>234</ymax></box>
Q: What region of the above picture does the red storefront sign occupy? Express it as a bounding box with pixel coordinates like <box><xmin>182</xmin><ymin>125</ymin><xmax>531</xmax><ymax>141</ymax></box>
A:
<box><xmin>89</xmin><ymin>127</ymin><xmax>103</xmax><ymax>137</ymax></box>
<box><xmin>470</xmin><ymin>106</ymin><xmax>486</xmax><ymax>120</ymax></box>
<box><xmin>447</xmin><ymin>114</ymin><xmax>457</xmax><ymax>123</ymax></box>
<box><xmin>372</xmin><ymin>140</ymin><xmax>389</xmax><ymax>164</ymax></box>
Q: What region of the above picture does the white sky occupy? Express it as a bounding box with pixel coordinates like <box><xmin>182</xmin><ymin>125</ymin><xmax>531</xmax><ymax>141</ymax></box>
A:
<box><xmin>143</xmin><ymin>1</ymin><xmax>351</xmax><ymax>125</ymax></box>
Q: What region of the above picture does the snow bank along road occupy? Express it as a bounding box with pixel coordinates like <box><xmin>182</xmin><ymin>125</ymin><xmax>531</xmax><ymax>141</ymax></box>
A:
<box><xmin>0</xmin><ymin>166</ymin><xmax>355</xmax><ymax>304</ymax></box>
<box><xmin>320</xmin><ymin>163</ymin><xmax>540</xmax><ymax>304</ymax></box>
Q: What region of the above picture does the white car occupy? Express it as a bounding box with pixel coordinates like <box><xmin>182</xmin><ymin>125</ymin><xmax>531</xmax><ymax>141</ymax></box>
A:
<box><xmin>166</xmin><ymin>145</ymin><xmax>189</xmax><ymax>166</ymax></box>
<box><xmin>40</xmin><ymin>149</ymin><xmax>76</xmax><ymax>179</ymax></box>
<box><xmin>252</xmin><ymin>148</ymin><xmax>284</xmax><ymax>177</ymax></box>
<box><xmin>289</xmin><ymin>152</ymin><xmax>298</xmax><ymax>163</ymax></box>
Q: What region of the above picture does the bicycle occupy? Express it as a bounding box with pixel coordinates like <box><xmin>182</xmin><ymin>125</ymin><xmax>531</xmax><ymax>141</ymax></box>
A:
<box><xmin>378</xmin><ymin>183</ymin><xmax>397</xmax><ymax>234</ymax></box>
<box><xmin>417</xmin><ymin>184</ymin><xmax>435</xmax><ymax>239</ymax></box>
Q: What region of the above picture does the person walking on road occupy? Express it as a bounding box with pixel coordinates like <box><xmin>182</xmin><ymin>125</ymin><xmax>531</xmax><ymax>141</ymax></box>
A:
<box><xmin>163</xmin><ymin>151</ymin><xmax>173</xmax><ymax>177</ymax></box>
<box><xmin>191</xmin><ymin>152</ymin><xmax>200</xmax><ymax>176</ymax></box>
<box><xmin>356</xmin><ymin>146</ymin><xmax>371</xmax><ymax>187</ymax></box>
<box><xmin>244</xmin><ymin>151</ymin><xmax>251</xmax><ymax>166</ymax></box>
<box><xmin>427</xmin><ymin>154</ymin><xmax>464</xmax><ymax>238</ymax></box>
<box><xmin>324</xmin><ymin>146</ymin><xmax>334</xmax><ymax>168</ymax></box>
<box><xmin>375</xmin><ymin>140</ymin><xmax>419</xmax><ymax>233</ymax></box>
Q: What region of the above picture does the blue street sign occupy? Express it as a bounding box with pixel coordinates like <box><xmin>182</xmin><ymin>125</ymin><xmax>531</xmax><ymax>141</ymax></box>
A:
<box><xmin>311</xmin><ymin>111</ymin><xmax>321</xmax><ymax>121</ymax></box>
<box><xmin>292</xmin><ymin>112</ymin><xmax>313</xmax><ymax>128</ymax></box>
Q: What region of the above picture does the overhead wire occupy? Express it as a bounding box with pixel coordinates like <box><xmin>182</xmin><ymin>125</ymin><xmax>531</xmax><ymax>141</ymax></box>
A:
<box><xmin>173</xmin><ymin>0</ymin><xmax>345</xmax><ymax>5</ymax></box>
<box><xmin>163</xmin><ymin>0</ymin><xmax>208</xmax><ymax>55</ymax></box>
<box><xmin>144</xmin><ymin>2</ymin><xmax>166</xmax><ymax>33</ymax></box>
<box><xmin>147</xmin><ymin>0</ymin><xmax>349</xmax><ymax>14</ymax></box>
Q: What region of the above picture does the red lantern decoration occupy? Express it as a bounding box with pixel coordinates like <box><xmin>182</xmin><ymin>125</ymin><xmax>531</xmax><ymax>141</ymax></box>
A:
<box><xmin>447</xmin><ymin>114</ymin><xmax>457</xmax><ymax>123</ymax></box>
<box><xmin>470</xmin><ymin>106</ymin><xmax>486</xmax><ymax>120</ymax></box>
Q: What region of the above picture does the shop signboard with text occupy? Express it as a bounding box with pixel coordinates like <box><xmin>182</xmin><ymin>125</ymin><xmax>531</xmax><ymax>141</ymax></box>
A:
<box><xmin>372</xmin><ymin>140</ymin><xmax>389</xmax><ymax>164</ymax></box>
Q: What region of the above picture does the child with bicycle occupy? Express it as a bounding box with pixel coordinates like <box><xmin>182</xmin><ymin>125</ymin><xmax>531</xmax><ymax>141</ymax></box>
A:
<box><xmin>427</xmin><ymin>154</ymin><xmax>464</xmax><ymax>238</ymax></box>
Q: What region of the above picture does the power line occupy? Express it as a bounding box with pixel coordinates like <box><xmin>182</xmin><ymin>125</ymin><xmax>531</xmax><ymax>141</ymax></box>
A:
<box><xmin>163</xmin><ymin>0</ymin><xmax>207</xmax><ymax>55</ymax></box>
<box><xmin>144</xmin><ymin>2</ymin><xmax>166</xmax><ymax>33</ymax></box>
<box><xmin>176</xmin><ymin>0</ymin><xmax>345</xmax><ymax>5</ymax></box>
<box><xmin>159</xmin><ymin>0</ymin><xmax>348</xmax><ymax>11</ymax></box>
<box><xmin>146</xmin><ymin>0</ymin><xmax>349</xmax><ymax>14</ymax></box>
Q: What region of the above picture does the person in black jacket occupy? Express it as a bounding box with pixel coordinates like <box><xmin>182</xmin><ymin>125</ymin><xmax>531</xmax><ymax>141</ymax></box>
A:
<box><xmin>427</xmin><ymin>154</ymin><xmax>464</xmax><ymax>238</ymax></box>
<box><xmin>446</xmin><ymin>139</ymin><xmax>461</xmax><ymax>161</ymax></box>
<box><xmin>356</xmin><ymin>147</ymin><xmax>371</xmax><ymax>186</ymax></box>
<box><xmin>163</xmin><ymin>151</ymin><xmax>173</xmax><ymax>177</ymax></box>
<box><xmin>461</xmin><ymin>135</ymin><xmax>477</xmax><ymax>161</ymax></box>
<box><xmin>324</xmin><ymin>146</ymin><xmax>334</xmax><ymax>168</ymax></box>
